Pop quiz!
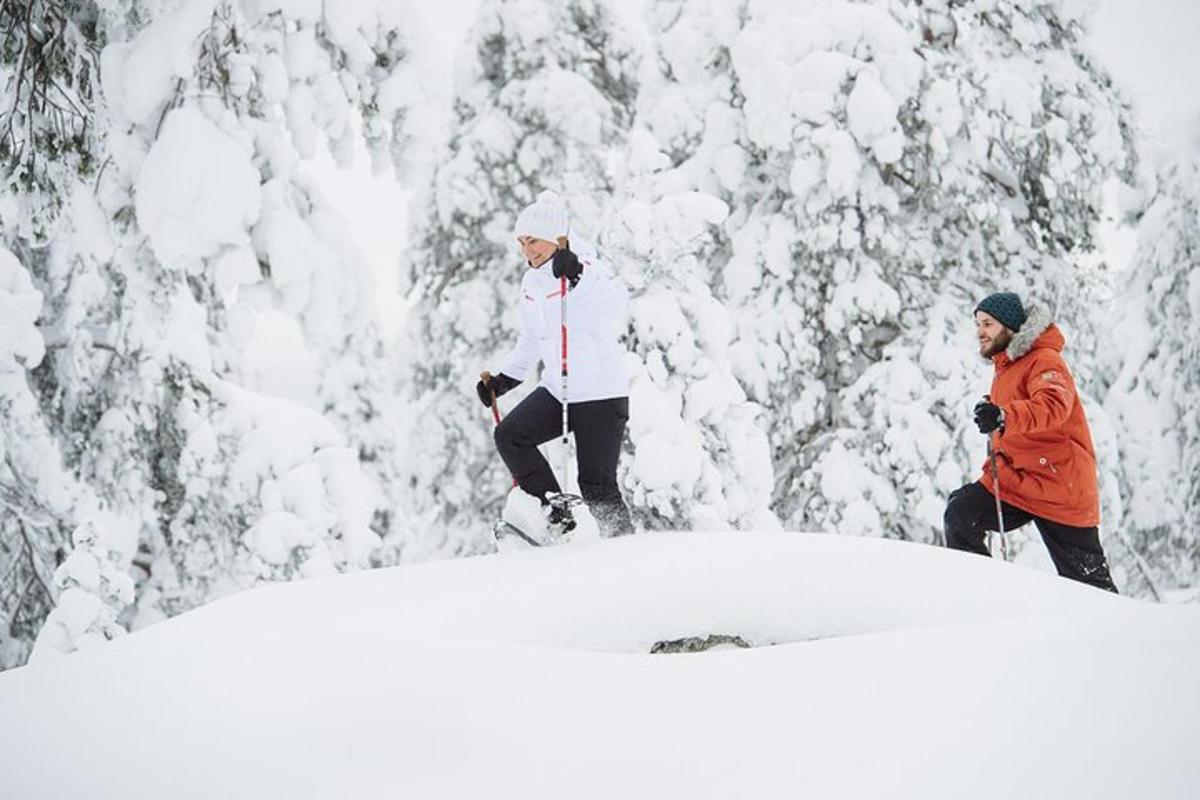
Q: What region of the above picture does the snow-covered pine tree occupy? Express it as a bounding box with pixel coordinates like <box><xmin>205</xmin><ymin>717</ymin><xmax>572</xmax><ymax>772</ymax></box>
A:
<box><xmin>86</xmin><ymin>0</ymin><xmax>440</xmax><ymax>613</ymax></box>
<box><xmin>29</xmin><ymin>517</ymin><xmax>136</xmax><ymax>662</ymax></box>
<box><xmin>0</xmin><ymin>241</ymin><xmax>134</xmax><ymax>667</ymax></box>
<box><xmin>0</xmin><ymin>0</ymin><xmax>105</xmax><ymax>241</ymax></box>
<box><xmin>0</xmin><ymin>2</ymin><xmax>142</xmax><ymax>668</ymax></box>
<box><xmin>401</xmin><ymin>0</ymin><xmax>639</xmax><ymax>554</ymax></box>
<box><xmin>0</xmin><ymin>246</ymin><xmax>89</xmax><ymax>667</ymax></box>
<box><xmin>637</xmin><ymin>0</ymin><xmax>1137</xmax><ymax>546</ymax></box>
<box><xmin>1102</xmin><ymin>145</ymin><xmax>1200</xmax><ymax>600</ymax></box>
<box><xmin>596</xmin><ymin>3</ymin><xmax>779</xmax><ymax>531</ymax></box>
<box><xmin>1</xmin><ymin>0</ymin><xmax>437</xmax><ymax>663</ymax></box>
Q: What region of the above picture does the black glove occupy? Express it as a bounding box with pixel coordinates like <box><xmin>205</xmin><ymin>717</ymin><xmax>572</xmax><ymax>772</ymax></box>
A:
<box><xmin>551</xmin><ymin>248</ymin><xmax>582</xmax><ymax>287</ymax></box>
<box><xmin>476</xmin><ymin>373</ymin><xmax>521</xmax><ymax>408</ymax></box>
<box><xmin>973</xmin><ymin>400</ymin><xmax>1004</xmax><ymax>434</ymax></box>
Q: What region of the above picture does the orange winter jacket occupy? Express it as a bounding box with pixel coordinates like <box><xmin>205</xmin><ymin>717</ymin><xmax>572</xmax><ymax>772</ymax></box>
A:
<box><xmin>978</xmin><ymin>304</ymin><xmax>1100</xmax><ymax>527</ymax></box>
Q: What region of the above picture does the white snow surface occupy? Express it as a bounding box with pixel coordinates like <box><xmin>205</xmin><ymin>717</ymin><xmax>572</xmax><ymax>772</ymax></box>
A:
<box><xmin>1</xmin><ymin>531</ymin><xmax>1197</xmax><ymax>799</ymax></box>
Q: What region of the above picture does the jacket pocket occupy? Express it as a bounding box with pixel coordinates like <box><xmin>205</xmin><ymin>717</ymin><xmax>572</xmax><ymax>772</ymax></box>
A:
<box><xmin>1008</xmin><ymin>438</ymin><xmax>1074</xmax><ymax>507</ymax></box>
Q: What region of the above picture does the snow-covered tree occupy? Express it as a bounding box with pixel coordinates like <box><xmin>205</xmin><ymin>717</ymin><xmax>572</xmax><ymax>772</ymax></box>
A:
<box><xmin>88</xmin><ymin>0</ymin><xmax>437</xmax><ymax>609</ymax></box>
<box><xmin>1102</xmin><ymin>148</ymin><xmax>1200</xmax><ymax>600</ymax></box>
<box><xmin>594</xmin><ymin>4</ymin><xmax>779</xmax><ymax>531</ymax></box>
<box><xmin>0</xmin><ymin>245</ymin><xmax>64</xmax><ymax>667</ymax></box>
<box><xmin>30</xmin><ymin>517</ymin><xmax>135</xmax><ymax>661</ymax></box>
<box><xmin>401</xmin><ymin>0</ymin><xmax>640</xmax><ymax>554</ymax></box>
<box><xmin>632</xmin><ymin>0</ymin><xmax>1137</xmax><ymax>546</ymax></box>
<box><xmin>1</xmin><ymin>0</ymin><xmax>438</xmax><ymax>664</ymax></box>
<box><xmin>0</xmin><ymin>0</ymin><xmax>107</xmax><ymax>241</ymax></box>
<box><xmin>0</xmin><ymin>245</ymin><xmax>132</xmax><ymax>668</ymax></box>
<box><xmin>602</xmin><ymin>185</ymin><xmax>779</xmax><ymax>531</ymax></box>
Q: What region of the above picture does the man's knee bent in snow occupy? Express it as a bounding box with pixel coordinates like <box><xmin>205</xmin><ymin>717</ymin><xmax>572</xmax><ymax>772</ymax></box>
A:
<box><xmin>943</xmin><ymin>483</ymin><xmax>989</xmax><ymax>553</ymax></box>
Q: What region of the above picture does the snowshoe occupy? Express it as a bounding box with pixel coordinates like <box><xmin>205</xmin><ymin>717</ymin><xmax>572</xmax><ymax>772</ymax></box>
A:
<box><xmin>491</xmin><ymin>488</ymin><xmax>585</xmax><ymax>549</ymax></box>
<box><xmin>492</xmin><ymin>518</ymin><xmax>543</xmax><ymax>548</ymax></box>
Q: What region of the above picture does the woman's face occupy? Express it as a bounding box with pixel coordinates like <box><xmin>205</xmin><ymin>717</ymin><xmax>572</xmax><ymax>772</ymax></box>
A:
<box><xmin>518</xmin><ymin>236</ymin><xmax>557</xmax><ymax>267</ymax></box>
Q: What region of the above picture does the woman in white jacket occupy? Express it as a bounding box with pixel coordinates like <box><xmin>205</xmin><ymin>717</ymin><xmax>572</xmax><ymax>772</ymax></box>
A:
<box><xmin>475</xmin><ymin>192</ymin><xmax>634</xmax><ymax>538</ymax></box>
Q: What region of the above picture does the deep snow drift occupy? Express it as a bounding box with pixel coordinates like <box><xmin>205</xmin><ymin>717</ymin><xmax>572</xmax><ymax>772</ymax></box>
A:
<box><xmin>1</xmin><ymin>531</ymin><xmax>1197</xmax><ymax>799</ymax></box>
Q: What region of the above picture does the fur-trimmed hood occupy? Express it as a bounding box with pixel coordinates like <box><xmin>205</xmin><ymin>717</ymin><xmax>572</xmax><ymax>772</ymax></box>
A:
<box><xmin>1003</xmin><ymin>302</ymin><xmax>1057</xmax><ymax>361</ymax></box>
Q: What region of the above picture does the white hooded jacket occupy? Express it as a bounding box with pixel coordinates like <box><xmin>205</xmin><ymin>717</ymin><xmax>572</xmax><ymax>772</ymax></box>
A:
<box><xmin>497</xmin><ymin>241</ymin><xmax>629</xmax><ymax>403</ymax></box>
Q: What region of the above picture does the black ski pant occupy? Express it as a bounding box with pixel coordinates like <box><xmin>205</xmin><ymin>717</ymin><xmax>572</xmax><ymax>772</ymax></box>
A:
<box><xmin>943</xmin><ymin>481</ymin><xmax>1118</xmax><ymax>592</ymax></box>
<box><xmin>494</xmin><ymin>387</ymin><xmax>634</xmax><ymax>538</ymax></box>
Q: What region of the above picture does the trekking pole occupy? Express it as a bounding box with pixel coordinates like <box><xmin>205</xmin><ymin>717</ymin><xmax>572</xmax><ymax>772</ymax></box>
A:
<box><xmin>559</xmin><ymin>272</ymin><xmax>570</xmax><ymax>493</ymax></box>
<box><xmin>984</xmin><ymin>394</ymin><xmax>1009</xmax><ymax>562</ymax></box>
<box><xmin>480</xmin><ymin>371</ymin><xmax>516</xmax><ymax>488</ymax></box>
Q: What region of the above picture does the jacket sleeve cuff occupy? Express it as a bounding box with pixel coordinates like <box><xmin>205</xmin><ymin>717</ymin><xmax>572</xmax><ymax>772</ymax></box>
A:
<box><xmin>495</xmin><ymin>373</ymin><xmax>522</xmax><ymax>393</ymax></box>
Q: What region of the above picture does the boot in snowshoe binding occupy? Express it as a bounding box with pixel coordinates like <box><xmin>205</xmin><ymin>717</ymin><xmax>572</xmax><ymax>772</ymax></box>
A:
<box><xmin>544</xmin><ymin>492</ymin><xmax>582</xmax><ymax>538</ymax></box>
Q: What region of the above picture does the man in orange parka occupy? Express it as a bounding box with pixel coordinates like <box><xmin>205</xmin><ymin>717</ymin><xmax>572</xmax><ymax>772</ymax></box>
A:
<box><xmin>943</xmin><ymin>292</ymin><xmax>1118</xmax><ymax>592</ymax></box>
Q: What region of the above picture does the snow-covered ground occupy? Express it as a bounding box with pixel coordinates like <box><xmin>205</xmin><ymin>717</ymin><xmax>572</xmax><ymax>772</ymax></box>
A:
<box><xmin>2</xmin><ymin>531</ymin><xmax>1197</xmax><ymax>799</ymax></box>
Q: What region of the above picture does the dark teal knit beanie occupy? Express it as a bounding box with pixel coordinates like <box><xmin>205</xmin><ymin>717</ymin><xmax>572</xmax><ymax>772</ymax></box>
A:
<box><xmin>975</xmin><ymin>292</ymin><xmax>1026</xmax><ymax>332</ymax></box>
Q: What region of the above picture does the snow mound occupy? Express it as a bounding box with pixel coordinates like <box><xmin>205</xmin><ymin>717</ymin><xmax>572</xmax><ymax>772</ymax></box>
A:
<box><xmin>1</xmin><ymin>532</ymin><xmax>1197</xmax><ymax>799</ymax></box>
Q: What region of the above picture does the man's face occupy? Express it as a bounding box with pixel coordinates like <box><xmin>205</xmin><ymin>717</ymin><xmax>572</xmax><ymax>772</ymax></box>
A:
<box><xmin>518</xmin><ymin>236</ymin><xmax>557</xmax><ymax>267</ymax></box>
<box><xmin>975</xmin><ymin>311</ymin><xmax>1012</xmax><ymax>359</ymax></box>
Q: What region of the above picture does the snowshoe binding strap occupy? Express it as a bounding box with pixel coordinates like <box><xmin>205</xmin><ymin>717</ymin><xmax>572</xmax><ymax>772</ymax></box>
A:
<box><xmin>544</xmin><ymin>493</ymin><xmax>581</xmax><ymax>537</ymax></box>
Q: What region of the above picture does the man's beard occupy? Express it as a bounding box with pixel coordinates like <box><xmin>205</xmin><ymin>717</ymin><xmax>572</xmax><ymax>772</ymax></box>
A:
<box><xmin>979</xmin><ymin>330</ymin><xmax>1012</xmax><ymax>360</ymax></box>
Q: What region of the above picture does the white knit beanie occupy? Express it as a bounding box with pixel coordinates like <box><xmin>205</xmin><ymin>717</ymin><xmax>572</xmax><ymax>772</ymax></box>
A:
<box><xmin>513</xmin><ymin>190</ymin><xmax>570</xmax><ymax>243</ymax></box>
